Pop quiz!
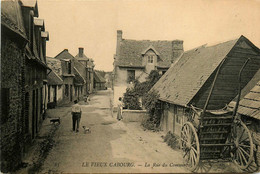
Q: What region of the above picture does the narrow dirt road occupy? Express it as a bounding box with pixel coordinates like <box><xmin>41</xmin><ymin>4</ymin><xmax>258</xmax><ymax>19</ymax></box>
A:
<box><xmin>40</xmin><ymin>89</ymin><xmax>241</xmax><ymax>173</ymax></box>
<box><xmin>40</xmin><ymin>90</ymin><xmax>190</xmax><ymax>173</ymax></box>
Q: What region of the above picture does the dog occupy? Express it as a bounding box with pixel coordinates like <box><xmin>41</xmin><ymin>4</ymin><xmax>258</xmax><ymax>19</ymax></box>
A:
<box><xmin>50</xmin><ymin>117</ymin><xmax>60</xmax><ymax>125</ymax></box>
<box><xmin>82</xmin><ymin>126</ymin><xmax>91</xmax><ymax>134</ymax></box>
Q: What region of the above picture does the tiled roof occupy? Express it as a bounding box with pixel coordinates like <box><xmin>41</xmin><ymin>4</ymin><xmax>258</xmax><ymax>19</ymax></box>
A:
<box><xmin>73</xmin><ymin>58</ymin><xmax>87</xmax><ymax>77</ymax></box>
<box><xmin>1</xmin><ymin>0</ymin><xmax>27</xmax><ymax>39</ymax></box>
<box><xmin>74</xmin><ymin>67</ymin><xmax>85</xmax><ymax>85</ymax></box>
<box><xmin>141</xmin><ymin>45</ymin><xmax>161</xmax><ymax>55</ymax></box>
<box><xmin>55</xmin><ymin>49</ymin><xmax>75</xmax><ymax>60</ymax></box>
<box><xmin>117</xmin><ymin>39</ymin><xmax>183</xmax><ymax>67</ymax></box>
<box><xmin>48</xmin><ymin>70</ymin><xmax>63</xmax><ymax>85</ymax></box>
<box><xmin>94</xmin><ymin>71</ymin><xmax>106</xmax><ymax>83</ymax></box>
<box><xmin>47</xmin><ymin>57</ymin><xmax>62</xmax><ymax>77</ymax></box>
<box><xmin>75</xmin><ymin>53</ymin><xmax>89</xmax><ymax>61</ymax></box>
<box><xmin>229</xmin><ymin>69</ymin><xmax>260</xmax><ymax>120</ymax></box>
<box><xmin>151</xmin><ymin>38</ymin><xmax>239</xmax><ymax>106</ymax></box>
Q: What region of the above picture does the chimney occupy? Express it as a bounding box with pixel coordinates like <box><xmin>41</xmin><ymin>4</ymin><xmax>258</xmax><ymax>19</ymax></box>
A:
<box><xmin>116</xmin><ymin>30</ymin><xmax>122</xmax><ymax>56</ymax></box>
<box><xmin>79</xmin><ymin>47</ymin><xmax>84</xmax><ymax>57</ymax></box>
<box><xmin>117</xmin><ymin>30</ymin><xmax>122</xmax><ymax>42</ymax></box>
<box><xmin>171</xmin><ymin>40</ymin><xmax>184</xmax><ymax>63</ymax></box>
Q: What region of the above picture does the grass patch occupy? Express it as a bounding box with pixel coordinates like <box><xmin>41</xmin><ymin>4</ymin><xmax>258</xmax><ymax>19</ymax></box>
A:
<box><xmin>27</xmin><ymin>126</ymin><xmax>58</xmax><ymax>174</ymax></box>
<box><xmin>163</xmin><ymin>131</ymin><xmax>180</xmax><ymax>150</ymax></box>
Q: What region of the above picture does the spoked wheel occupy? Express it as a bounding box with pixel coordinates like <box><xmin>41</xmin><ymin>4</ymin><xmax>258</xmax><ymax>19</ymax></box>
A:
<box><xmin>181</xmin><ymin>122</ymin><xmax>200</xmax><ymax>171</ymax></box>
<box><xmin>231</xmin><ymin>120</ymin><xmax>254</xmax><ymax>169</ymax></box>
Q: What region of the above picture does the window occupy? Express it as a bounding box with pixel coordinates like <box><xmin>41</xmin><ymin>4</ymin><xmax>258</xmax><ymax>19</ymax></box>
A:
<box><xmin>173</xmin><ymin>105</ymin><xmax>183</xmax><ymax>124</ymax></box>
<box><xmin>75</xmin><ymin>86</ymin><xmax>77</xmax><ymax>96</ymax></box>
<box><xmin>68</xmin><ymin>61</ymin><xmax>71</xmax><ymax>74</ymax></box>
<box><xmin>127</xmin><ymin>70</ymin><xmax>135</xmax><ymax>83</ymax></box>
<box><xmin>65</xmin><ymin>84</ymin><xmax>69</xmax><ymax>97</ymax></box>
<box><xmin>1</xmin><ymin>88</ymin><xmax>10</xmax><ymax>123</ymax></box>
<box><xmin>148</xmin><ymin>55</ymin><xmax>154</xmax><ymax>63</ymax></box>
<box><xmin>66</xmin><ymin>61</ymin><xmax>72</xmax><ymax>74</ymax></box>
<box><xmin>48</xmin><ymin>85</ymin><xmax>51</xmax><ymax>102</ymax></box>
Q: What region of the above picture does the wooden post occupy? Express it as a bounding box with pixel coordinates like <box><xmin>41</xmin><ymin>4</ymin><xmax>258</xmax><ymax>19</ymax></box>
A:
<box><xmin>232</xmin><ymin>58</ymin><xmax>250</xmax><ymax>116</ymax></box>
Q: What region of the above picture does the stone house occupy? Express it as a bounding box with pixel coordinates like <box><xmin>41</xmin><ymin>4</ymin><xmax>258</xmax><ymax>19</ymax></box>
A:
<box><xmin>47</xmin><ymin>49</ymin><xmax>87</xmax><ymax>104</ymax></box>
<box><xmin>94</xmin><ymin>71</ymin><xmax>106</xmax><ymax>90</ymax></box>
<box><xmin>151</xmin><ymin>36</ymin><xmax>260</xmax><ymax>137</ymax></box>
<box><xmin>47</xmin><ymin>70</ymin><xmax>64</xmax><ymax>108</ymax></box>
<box><xmin>75</xmin><ymin>47</ymin><xmax>95</xmax><ymax>94</ymax></box>
<box><xmin>1</xmin><ymin>1</ymin><xmax>27</xmax><ymax>171</ymax></box>
<box><xmin>21</xmin><ymin>1</ymin><xmax>50</xmax><ymax>143</ymax></box>
<box><xmin>1</xmin><ymin>0</ymin><xmax>49</xmax><ymax>171</ymax></box>
<box><xmin>73</xmin><ymin>66</ymin><xmax>86</xmax><ymax>100</ymax></box>
<box><xmin>112</xmin><ymin>30</ymin><xmax>183</xmax><ymax>108</ymax></box>
<box><xmin>54</xmin><ymin>49</ymin><xmax>76</xmax><ymax>103</ymax></box>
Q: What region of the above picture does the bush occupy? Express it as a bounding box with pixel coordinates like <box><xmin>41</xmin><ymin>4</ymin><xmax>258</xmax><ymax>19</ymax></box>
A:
<box><xmin>141</xmin><ymin>119</ymin><xmax>160</xmax><ymax>132</ymax></box>
<box><xmin>122</xmin><ymin>70</ymin><xmax>162</xmax><ymax>110</ymax></box>
<box><xmin>123</xmin><ymin>88</ymin><xmax>141</xmax><ymax>110</ymax></box>
<box><xmin>163</xmin><ymin>131</ymin><xmax>180</xmax><ymax>149</ymax></box>
<box><xmin>122</xmin><ymin>70</ymin><xmax>163</xmax><ymax>128</ymax></box>
<box><xmin>143</xmin><ymin>90</ymin><xmax>162</xmax><ymax>126</ymax></box>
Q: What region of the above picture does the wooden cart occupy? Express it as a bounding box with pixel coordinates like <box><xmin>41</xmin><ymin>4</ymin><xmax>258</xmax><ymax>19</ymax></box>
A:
<box><xmin>180</xmin><ymin>58</ymin><xmax>254</xmax><ymax>171</ymax></box>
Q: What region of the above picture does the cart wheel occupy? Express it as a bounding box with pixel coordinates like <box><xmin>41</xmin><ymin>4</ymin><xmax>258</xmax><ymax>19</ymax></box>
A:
<box><xmin>181</xmin><ymin>122</ymin><xmax>200</xmax><ymax>171</ymax></box>
<box><xmin>232</xmin><ymin>120</ymin><xmax>254</xmax><ymax>169</ymax></box>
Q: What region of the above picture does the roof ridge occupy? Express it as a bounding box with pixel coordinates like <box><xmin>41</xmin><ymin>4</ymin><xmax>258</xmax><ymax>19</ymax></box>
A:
<box><xmin>54</xmin><ymin>49</ymin><xmax>67</xmax><ymax>58</ymax></box>
<box><xmin>184</xmin><ymin>44</ymin><xmax>207</xmax><ymax>53</ymax></box>
<box><xmin>55</xmin><ymin>49</ymin><xmax>75</xmax><ymax>59</ymax></box>
<box><xmin>206</xmin><ymin>37</ymin><xmax>239</xmax><ymax>48</ymax></box>
<box><xmin>123</xmin><ymin>38</ymin><xmax>182</xmax><ymax>42</ymax></box>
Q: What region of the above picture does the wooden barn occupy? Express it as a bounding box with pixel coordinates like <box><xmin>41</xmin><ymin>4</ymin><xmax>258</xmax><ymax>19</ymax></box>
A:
<box><xmin>228</xmin><ymin>69</ymin><xmax>260</xmax><ymax>166</ymax></box>
<box><xmin>151</xmin><ymin>35</ymin><xmax>260</xmax><ymax>137</ymax></box>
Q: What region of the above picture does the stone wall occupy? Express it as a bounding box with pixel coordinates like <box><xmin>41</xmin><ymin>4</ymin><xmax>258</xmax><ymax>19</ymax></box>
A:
<box><xmin>1</xmin><ymin>35</ymin><xmax>24</xmax><ymax>172</ymax></box>
<box><xmin>122</xmin><ymin>110</ymin><xmax>149</xmax><ymax>122</ymax></box>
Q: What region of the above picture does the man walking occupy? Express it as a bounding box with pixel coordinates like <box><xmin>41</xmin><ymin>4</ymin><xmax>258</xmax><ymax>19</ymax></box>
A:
<box><xmin>71</xmin><ymin>100</ymin><xmax>82</xmax><ymax>132</ymax></box>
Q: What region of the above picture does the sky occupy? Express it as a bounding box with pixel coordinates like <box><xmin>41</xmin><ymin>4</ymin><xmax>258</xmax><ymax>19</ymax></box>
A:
<box><xmin>37</xmin><ymin>0</ymin><xmax>260</xmax><ymax>71</ymax></box>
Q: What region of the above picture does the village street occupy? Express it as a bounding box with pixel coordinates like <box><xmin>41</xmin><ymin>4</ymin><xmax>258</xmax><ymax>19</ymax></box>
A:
<box><xmin>39</xmin><ymin>89</ymin><xmax>188</xmax><ymax>173</ymax></box>
<box><xmin>23</xmin><ymin>89</ymin><xmax>239</xmax><ymax>174</ymax></box>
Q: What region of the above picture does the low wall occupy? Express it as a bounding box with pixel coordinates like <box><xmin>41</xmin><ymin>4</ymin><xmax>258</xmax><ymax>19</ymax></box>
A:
<box><xmin>122</xmin><ymin>110</ymin><xmax>149</xmax><ymax>122</ymax></box>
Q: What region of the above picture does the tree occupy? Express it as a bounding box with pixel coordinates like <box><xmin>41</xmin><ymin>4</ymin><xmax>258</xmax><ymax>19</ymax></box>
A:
<box><xmin>122</xmin><ymin>70</ymin><xmax>162</xmax><ymax>110</ymax></box>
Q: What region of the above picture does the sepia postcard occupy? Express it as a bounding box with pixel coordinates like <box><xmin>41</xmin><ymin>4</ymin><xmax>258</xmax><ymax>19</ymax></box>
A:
<box><xmin>1</xmin><ymin>0</ymin><xmax>260</xmax><ymax>173</ymax></box>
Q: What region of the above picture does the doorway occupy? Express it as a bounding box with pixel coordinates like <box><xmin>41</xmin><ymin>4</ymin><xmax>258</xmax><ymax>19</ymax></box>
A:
<box><xmin>32</xmin><ymin>90</ymin><xmax>35</xmax><ymax>138</ymax></box>
<box><xmin>70</xmin><ymin>85</ymin><xmax>73</xmax><ymax>101</ymax></box>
